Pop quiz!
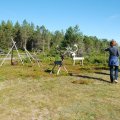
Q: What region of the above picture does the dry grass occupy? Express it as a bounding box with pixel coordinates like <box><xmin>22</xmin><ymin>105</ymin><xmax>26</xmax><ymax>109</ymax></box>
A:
<box><xmin>0</xmin><ymin>60</ymin><xmax>120</xmax><ymax>120</ymax></box>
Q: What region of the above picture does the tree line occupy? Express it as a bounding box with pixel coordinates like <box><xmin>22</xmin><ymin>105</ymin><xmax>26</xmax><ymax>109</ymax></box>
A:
<box><xmin>0</xmin><ymin>20</ymin><xmax>110</xmax><ymax>63</ymax></box>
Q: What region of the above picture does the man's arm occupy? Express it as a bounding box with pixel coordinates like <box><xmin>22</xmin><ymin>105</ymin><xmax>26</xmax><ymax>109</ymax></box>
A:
<box><xmin>104</xmin><ymin>48</ymin><xmax>109</xmax><ymax>51</ymax></box>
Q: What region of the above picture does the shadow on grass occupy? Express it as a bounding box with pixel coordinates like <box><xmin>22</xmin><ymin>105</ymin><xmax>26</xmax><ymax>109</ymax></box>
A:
<box><xmin>94</xmin><ymin>72</ymin><xmax>110</xmax><ymax>75</ymax></box>
<box><xmin>44</xmin><ymin>68</ymin><xmax>51</xmax><ymax>73</ymax></box>
<box><xmin>69</xmin><ymin>73</ymin><xmax>110</xmax><ymax>83</ymax></box>
<box><xmin>94</xmin><ymin>67</ymin><xmax>109</xmax><ymax>70</ymax></box>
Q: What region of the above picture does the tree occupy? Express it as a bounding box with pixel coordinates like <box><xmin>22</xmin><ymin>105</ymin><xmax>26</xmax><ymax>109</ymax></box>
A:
<box><xmin>21</xmin><ymin>20</ymin><xmax>31</xmax><ymax>49</ymax></box>
<box><xmin>13</xmin><ymin>21</ymin><xmax>22</xmax><ymax>48</ymax></box>
<box><xmin>40</xmin><ymin>25</ymin><xmax>47</xmax><ymax>53</ymax></box>
<box><xmin>26</xmin><ymin>22</ymin><xmax>35</xmax><ymax>51</ymax></box>
<box><xmin>0</xmin><ymin>20</ymin><xmax>13</xmax><ymax>49</ymax></box>
<box><xmin>0</xmin><ymin>21</ymin><xmax>6</xmax><ymax>49</ymax></box>
<box><xmin>33</xmin><ymin>25</ymin><xmax>42</xmax><ymax>51</ymax></box>
<box><xmin>83</xmin><ymin>36</ymin><xmax>94</xmax><ymax>55</ymax></box>
<box><xmin>46</xmin><ymin>31</ymin><xmax>52</xmax><ymax>51</ymax></box>
<box><xmin>63</xmin><ymin>25</ymin><xmax>83</xmax><ymax>47</ymax></box>
<box><xmin>51</xmin><ymin>30</ymin><xmax>64</xmax><ymax>48</ymax></box>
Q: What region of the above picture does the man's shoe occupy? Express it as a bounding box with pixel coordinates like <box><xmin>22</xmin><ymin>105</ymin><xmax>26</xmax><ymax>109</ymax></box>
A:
<box><xmin>114</xmin><ymin>80</ymin><xmax>118</xmax><ymax>83</ymax></box>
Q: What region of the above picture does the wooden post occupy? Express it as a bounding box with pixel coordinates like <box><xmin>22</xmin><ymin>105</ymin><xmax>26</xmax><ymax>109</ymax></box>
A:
<box><xmin>11</xmin><ymin>45</ymin><xmax>14</xmax><ymax>65</ymax></box>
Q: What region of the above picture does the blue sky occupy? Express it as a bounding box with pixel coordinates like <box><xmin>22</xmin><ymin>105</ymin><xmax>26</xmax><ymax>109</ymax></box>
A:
<box><xmin>0</xmin><ymin>0</ymin><xmax>120</xmax><ymax>43</ymax></box>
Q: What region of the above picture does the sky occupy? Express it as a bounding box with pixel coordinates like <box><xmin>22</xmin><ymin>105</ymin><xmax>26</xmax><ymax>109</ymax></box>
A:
<box><xmin>0</xmin><ymin>0</ymin><xmax>120</xmax><ymax>43</ymax></box>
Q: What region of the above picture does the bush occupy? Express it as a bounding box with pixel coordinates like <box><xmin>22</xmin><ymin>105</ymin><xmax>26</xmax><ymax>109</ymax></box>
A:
<box><xmin>85</xmin><ymin>53</ymin><xmax>108</xmax><ymax>65</ymax></box>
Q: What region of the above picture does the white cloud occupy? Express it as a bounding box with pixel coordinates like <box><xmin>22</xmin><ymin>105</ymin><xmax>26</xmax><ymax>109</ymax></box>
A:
<box><xmin>109</xmin><ymin>14</ymin><xmax>120</xmax><ymax>20</ymax></box>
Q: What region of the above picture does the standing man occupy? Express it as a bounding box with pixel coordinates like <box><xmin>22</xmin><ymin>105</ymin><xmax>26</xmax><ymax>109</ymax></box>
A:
<box><xmin>105</xmin><ymin>40</ymin><xmax>119</xmax><ymax>83</ymax></box>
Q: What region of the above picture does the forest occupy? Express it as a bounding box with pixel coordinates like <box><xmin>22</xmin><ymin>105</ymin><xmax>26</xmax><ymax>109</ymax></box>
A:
<box><xmin>0</xmin><ymin>20</ymin><xmax>110</xmax><ymax>64</ymax></box>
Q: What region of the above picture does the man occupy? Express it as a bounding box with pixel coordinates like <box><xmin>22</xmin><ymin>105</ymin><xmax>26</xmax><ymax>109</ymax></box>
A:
<box><xmin>105</xmin><ymin>40</ymin><xmax>119</xmax><ymax>83</ymax></box>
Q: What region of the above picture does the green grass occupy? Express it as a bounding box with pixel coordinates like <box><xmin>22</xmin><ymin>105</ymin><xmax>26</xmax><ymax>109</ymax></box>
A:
<box><xmin>0</xmin><ymin>60</ymin><xmax>120</xmax><ymax>120</ymax></box>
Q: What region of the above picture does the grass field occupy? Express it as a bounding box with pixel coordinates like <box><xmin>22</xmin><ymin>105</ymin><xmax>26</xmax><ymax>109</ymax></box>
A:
<box><xmin>0</xmin><ymin>60</ymin><xmax>120</xmax><ymax>120</ymax></box>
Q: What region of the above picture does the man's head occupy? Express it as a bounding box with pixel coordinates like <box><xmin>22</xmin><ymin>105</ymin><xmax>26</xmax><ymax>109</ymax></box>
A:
<box><xmin>110</xmin><ymin>40</ymin><xmax>116</xmax><ymax>47</ymax></box>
